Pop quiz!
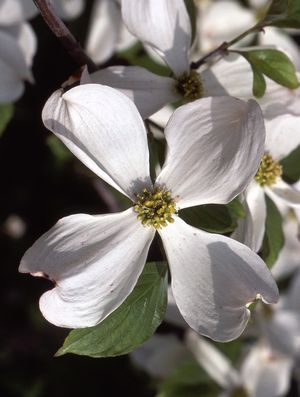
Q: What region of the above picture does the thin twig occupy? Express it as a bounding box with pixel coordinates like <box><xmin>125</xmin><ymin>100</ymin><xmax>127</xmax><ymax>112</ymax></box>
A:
<box><xmin>190</xmin><ymin>25</ymin><xmax>259</xmax><ymax>70</ymax></box>
<box><xmin>33</xmin><ymin>0</ymin><xmax>97</xmax><ymax>72</ymax></box>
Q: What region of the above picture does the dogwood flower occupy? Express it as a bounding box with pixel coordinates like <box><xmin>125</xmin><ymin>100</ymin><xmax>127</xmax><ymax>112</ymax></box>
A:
<box><xmin>87</xmin><ymin>0</ymin><xmax>300</xmax><ymax>127</ymax></box>
<box><xmin>187</xmin><ymin>331</ymin><xmax>293</xmax><ymax>397</ymax></box>
<box><xmin>87</xmin><ymin>0</ymin><xmax>199</xmax><ymax>119</ymax></box>
<box><xmin>20</xmin><ymin>84</ymin><xmax>278</xmax><ymax>341</ymax></box>
<box><xmin>233</xmin><ymin>124</ymin><xmax>300</xmax><ymax>253</ymax></box>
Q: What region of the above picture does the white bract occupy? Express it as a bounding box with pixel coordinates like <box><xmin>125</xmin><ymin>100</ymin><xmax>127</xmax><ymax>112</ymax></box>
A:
<box><xmin>271</xmin><ymin>212</ymin><xmax>300</xmax><ymax>280</ymax></box>
<box><xmin>233</xmin><ymin>124</ymin><xmax>300</xmax><ymax>253</ymax></box>
<box><xmin>86</xmin><ymin>0</ymin><xmax>136</xmax><ymax>65</ymax></box>
<box><xmin>87</xmin><ymin>0</ymin><xmax>198</xmax><ymax>119</ymax></box>
<box><xmin>187</xmin><ymin>331</ymin><xmax>293</xmax><ymax>397</ymax></box>
<box><xmin>0</xmin><ymin>0</ymin><xmax>37</xmax><ymax>103</ymax></box>
<box><xmin>20</xmin><ymin>84</ymin><xmax>278</xmax><ymax>342</ymax></box>
<box><xmin>256</xmin><ymin>271</ymin><xmax>300</xmax><ymax>358</ymax></box>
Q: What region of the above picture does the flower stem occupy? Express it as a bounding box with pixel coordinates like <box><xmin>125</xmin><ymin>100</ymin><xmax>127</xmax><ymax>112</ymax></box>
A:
<box><xmin>32</xmin><ymin>0</ymin><xmax>98</xmax><ymax>72</ymax></box>
<box><xmin>190</xmin><ymin>24</ymin><xmax>260</xmax><ymax>69</ymax></box>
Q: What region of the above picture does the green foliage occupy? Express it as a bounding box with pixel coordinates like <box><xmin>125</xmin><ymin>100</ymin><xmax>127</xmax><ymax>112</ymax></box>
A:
<box><xmin>157</xmin><ymin>360</ymin><xmax>217</xmax><ymax>397</ymax></box>
<box><xmin>0</xmin><ymin>104</ymin><xmax>14</xmax><ymax>136</ymax></box>
<box><xmin>281</xmin><ymin>144</ymin><xmax>300</xmax><ymax>183</ymax></box>
<box><xmin>261</xmin><ymin>196</ymin><xmax>284</xmax><ymax>267</ymax></box>
<box><xmin>179</xmin><ymin>198</ymin><xmax>245</xmax><ymax>234</ymax></box>
<box><xmin>238</xmin><ymin>49</ymin><xmax>299</xmax><ymax>98</ymax></box>
<box><xmin>56</xmin><ymin>262</ymin><xmax>168</xmax><ymax>358</ymax></box>
<box><xmin>251</xmin><ymin>66</ymin><xmax>267</xmax><ymax>98</ymax></box>
<box><xmin>260</xmin><ymin>0</ymin><xmax>300</xmax><ymax>29</ymax></box>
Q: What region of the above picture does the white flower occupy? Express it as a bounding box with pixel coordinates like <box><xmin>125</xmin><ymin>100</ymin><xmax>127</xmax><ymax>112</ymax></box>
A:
<box><xmin>233</xmin><ymin>123</ymin><xmax>300</xmax><ymax>253</ymax></box>
<box><xmin>187</xmin><ymin>331</ymin><xmax>293</xmax><ymax>397</ymax></box>
<box><xmin>51</xmin><ymin>0</ymin><xmax>85</xmax><ymax>21</ymax></box>
<box><xmin>271</xmin><ymin>212</ymin><xmax>300</xmax><ymax>280</ymax></box>
<box><xmin>256</xmin><ymin>270</ymin><xmax>300</xmax><ymax>358</ymax></box>
<box><xmin>131</xmin><ymin>333</ymin><xmax>192</xmax><ymax>379</ymax></box>
<box><xmin>19</xmin><ymin>84</ymin><xmax>278</xmax><ymax>341</ymax></box>
<box><xmin>0</xmin><ymin>0</ymin><xmax>37</xmax><ymax>103</ymax></box>
<box><xmin>87</xmin><ymin>0</ymin><xmax>196</xmax><ymax>119</ymax></box>
<box><xmin>85</xmin><ymin>0</ymin><xmax>136</xmax><ymax>65</ymax></box>
<box><xmin>193</xmin><ymin>0</ymin><xmax>256</xmax><ymax>56</ymax></box>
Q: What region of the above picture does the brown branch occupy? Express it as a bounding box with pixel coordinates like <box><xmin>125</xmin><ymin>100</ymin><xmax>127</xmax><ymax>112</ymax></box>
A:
<box><xmin>33</xmin><ymin>0</ymin><xmax>97</xmax><ymax>72</ymax></box>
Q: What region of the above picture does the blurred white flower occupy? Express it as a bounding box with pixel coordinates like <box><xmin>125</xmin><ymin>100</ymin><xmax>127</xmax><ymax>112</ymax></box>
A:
<box><xmin>0</xmin><ymin>0</ymin><xmax>37</xmax><ymax>103</ymax></box>
<box><xmin>86</xmin><ymin>0</ymin><xmax>136</xmax><ymax>65</ymax></box>
<box><xmin>20</xmin><ymin>84</ymin><xmax>278</xmax><ymax>341</ymax></box>
<box><xmin>256</xmin><ymin>271</ymin><xmax>300</xmax><ymax>358</ymax></box>
<box><xmin>187</xmin><ymin>331</ymin><xmax>293</xmax><ymax>397</ymax></box>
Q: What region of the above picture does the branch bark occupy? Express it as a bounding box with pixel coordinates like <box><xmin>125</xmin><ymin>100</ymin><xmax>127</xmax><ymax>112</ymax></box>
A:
<box><xmin>33</xmin><ymin>0</ymin><xmax>97</xmax><ymax>72</ymax></box>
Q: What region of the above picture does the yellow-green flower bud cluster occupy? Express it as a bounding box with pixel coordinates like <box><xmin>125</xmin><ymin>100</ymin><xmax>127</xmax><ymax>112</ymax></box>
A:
<box><xmin>134</xmin><ymin>187</ymin><xmax>177</xmax><ymax>229</ymax></box>
<box><xmin>176</xmin><ymin>70</ymin><xmax>203</xmax><ymax>101</ymax></box>
<box><xmin>255</xmin><ymin>154</ymin><xmax>282</xmax><ymax>187</ymax></box>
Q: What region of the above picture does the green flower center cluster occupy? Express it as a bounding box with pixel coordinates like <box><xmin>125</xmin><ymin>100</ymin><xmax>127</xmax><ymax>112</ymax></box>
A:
<box><xmin>134</xmin><ymin>187</ymin><xmax>177</xmax><ymax>229</ymax></box>
<box><xmin>176</xmin><ymin>70</ymin><xmax>203</xmax><ymax>100</ymax></box>
<box><xmin>230</xmin><ymin>386</ymin><xmax>249</xmax><ymax>397</ymax></box>
<box><xmin>255</xmin><ymin>154</ymin><xmax>282</xmax><ymax>187</ymax></box>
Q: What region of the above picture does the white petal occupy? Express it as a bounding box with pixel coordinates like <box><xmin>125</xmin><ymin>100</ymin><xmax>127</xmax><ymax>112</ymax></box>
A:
<box><xmin>159</xmin><ymin>217</ymin><xmax>279</xmax><ymax>342</ymax></box>
<box><xmin>248</xmin><ymin>0</ymin><xmax>269</xmax><ymax>8</ymax></box>
<box><xmin>259</xmin><ymin>309</ymin><xmax>300</xmax><ymax>357</ymax></box>
<box><xmin>272</xmin><ymin>216</ymin><xmax>300</xmax><ymax>280</ymax></box>
<box><xmin>121</xmin><ymin>0</ymin><xmax>191</xmax><ymax>76</ymax></box>
<box><xmin>85</xmin><ymin>0</ymin><xmax>120</xmax><ymax>64</ymax></box>
<box><xmin>197</xmin><ymin>1</ymin><xmax>255</xmax><ymax>54</ymax></box>
<box><xmin>0</xmin><ymin>0</ymin><xmax>37</xmax><ymax>25</ymax></box>
<box><xmin>51</xmin><ymin>0</ymin><xmax>84</xmax><ymax>20</ymax></box>
<box><xmin>265</xmin><ymin>114</ymin><xmax>300</xmax><ymax>160</ymax></box>
<box><xmin>0</xmin><ymin>30</ymin><xmax>30</xmax><ymax>102</ymax></box>
<box><xmin>283</xmin><ymin>270</ymin><xmax>300</xmax><ymax>312</ymax></box>
<box><xmin>243</xmin><ymin>182</ymin><xmax>267</xmax><ymax>253</ymax></box>
<box><xmin>156</xmin><ymin>97</ymin><xmax>265</xmax><ymax>209</ymax></box>
<box><xmin>42</xmin><ymin>84</ymin><xmax>152</xmax><ymax>200</ymax></box>
<box><xmin>116</xmin><ymin>20</ymin><xmax>136</xmax><ymax>52</ymax></box>
<box><xmin>19</xmin><ymin>209</ymin><xmax>155</xmax><ymax>328</ymax></box>
<box><xmin>131</xmin><ymin>334</ymin><xmax>191</xmax><ymax>378</ymax></box>
<box><xmin>149</xmin><ymin>105</ymin><xmax>174</xmax><ymax>130</ymax></box>
<box><xmin>186</xmin><ymin>330</ymin><xmax>240</xmax><ymax>389</ymax></box>
<box><xmin>4</xmin><ymin>22</ymin><xmax>37</xmax><ymax>67</ymax></box>
<box><xmin>202</xmin><ymin>53</ymin><xmax>300</xmax><ymax>120</ymax></box>
<box><xmin>89</xmin><ymin>66</ymin><xmax>179</xmax><ymax>119</ymax></box>
<box><xmin>267</xmin><ymin>178</ymin><xmax>300</xmax><ymax>207</ymax></box>
<box><xmin>241</xmin><ymin>344</ymin><xmax>293</xmax><ymax>397</ymax></box>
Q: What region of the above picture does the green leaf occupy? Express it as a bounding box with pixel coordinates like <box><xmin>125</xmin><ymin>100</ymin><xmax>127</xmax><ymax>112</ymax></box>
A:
<box><xmin>239</xmin><ymin>49</ymin><xmax>299</xmax><ymax>90</ymax></box>
<box><xmin>260</xmin><ymin>0</ymin><xmax>300</xmax><ymax>29</ymax></box>
<box><xmin>179</xmin><ymin>198</ymin><xmax>245</xmax><ymax>234</ymax></box>
<box><xmin>56</xmin><ymin>262</ymin><xmax>168</xmax><ymax>358</ymax></box>
<box><xmin>251</xmin><ymin>65</ymin><xmax>267</xmax><ymax>98</ymax></box>
<box><xmin>227</xmin><ymin>197</ymin><xmax>246</xmax><ymax>220</ymax></box>
<box><xmin>261</xmin><ymin>195</ymin><xmax>284</xmax><ymax>267</ymax></box>
<box><xmin>157</xmin><ymin>360</ymin><xmax>217</xmax><ymax>397</ymax></box>
<box><xmin>0</xmin><ymin>104</ymin><xmax>14</xmax><ymax>135</ymax></box>
<box><xmin>280</xmin><ymin>143</ymin><xmax>300</xmax><ymax>183</ymax></box>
